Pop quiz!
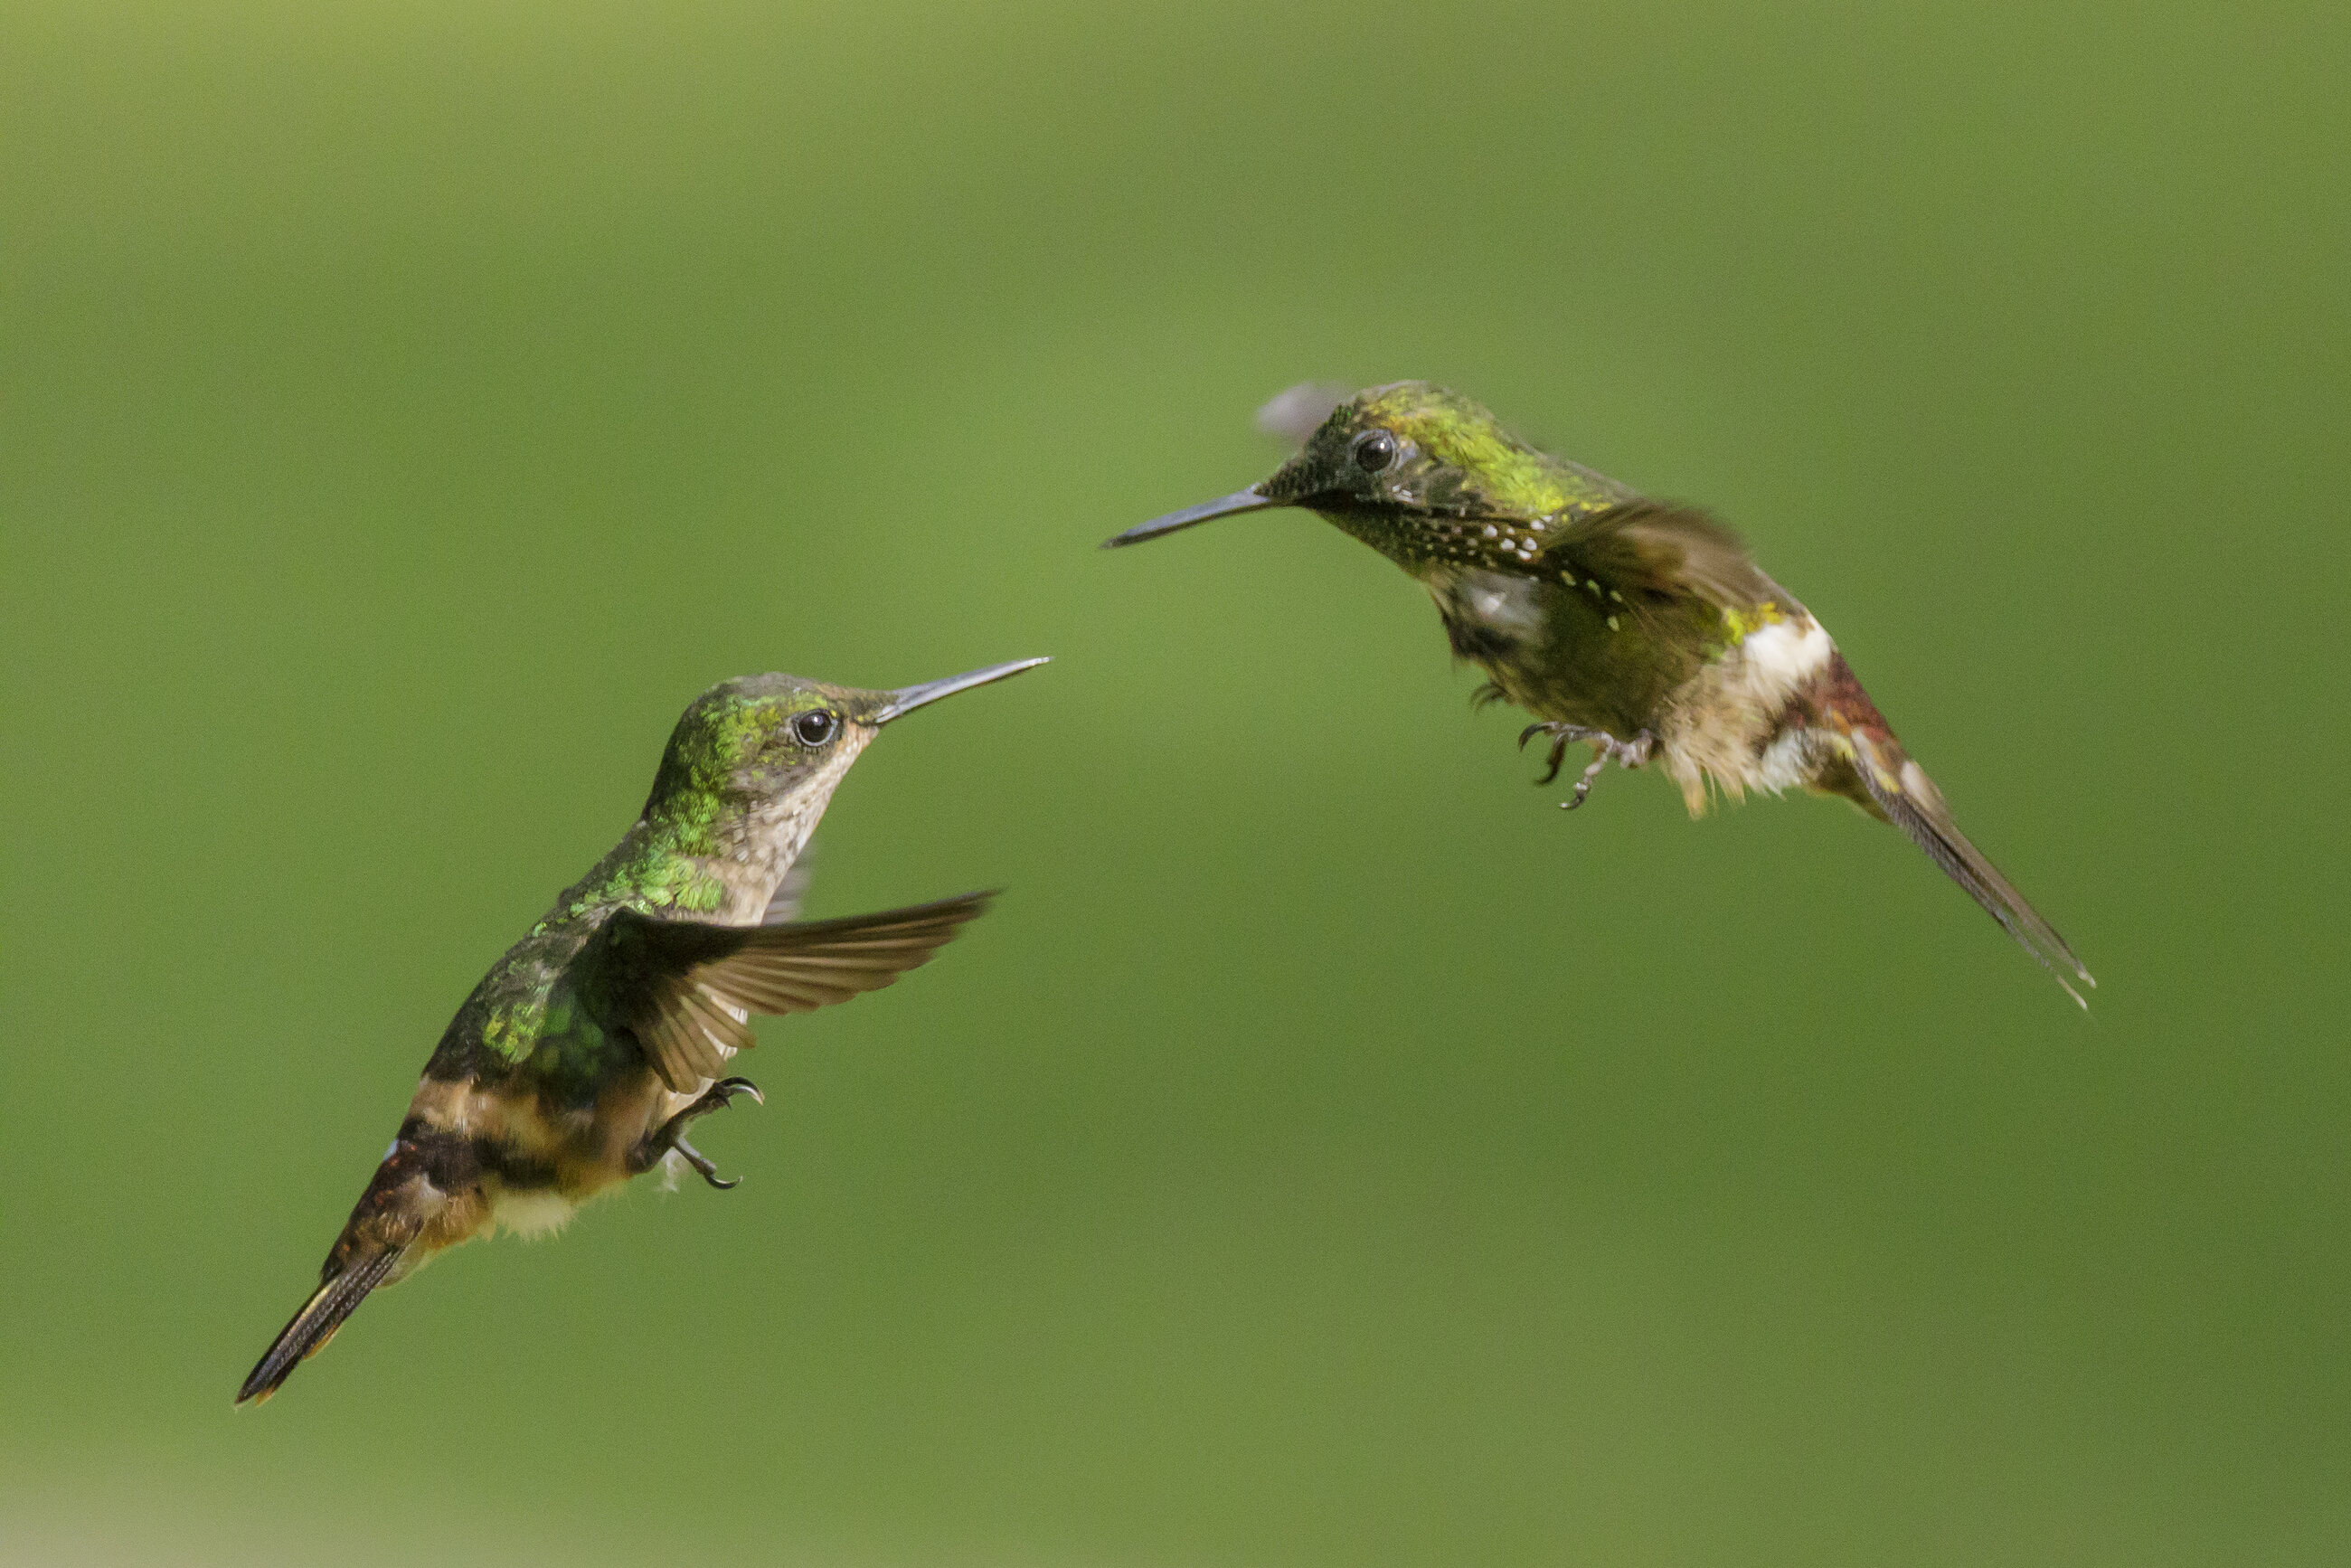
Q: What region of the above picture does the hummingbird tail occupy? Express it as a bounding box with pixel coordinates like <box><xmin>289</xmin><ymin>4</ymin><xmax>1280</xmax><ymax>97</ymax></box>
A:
<box><xmin>236</xmin><ymin>1243</ymin><xmax>406</xmax><ymax>1406</ymax></box>
<box><xmin>1845</xmin><ymin>730</ymin><xmax>2094</xmax><ymax>1006</ymax></box>
<box><xmin>1795</xmin><ymin>652</ymin><xmax>2091</xmax><ymax>1005</ymax></box>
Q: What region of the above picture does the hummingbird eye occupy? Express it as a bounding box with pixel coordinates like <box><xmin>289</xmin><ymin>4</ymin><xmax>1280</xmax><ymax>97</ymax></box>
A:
<box><xmin>791</xmin><ymin>710</ymin><xmax>839</xmax><ymax>747</ymax></box>
<box><xmin>1352</xmin><ymin>430</ymin><xmax>1399</xmax><ymax>474</ymax></box>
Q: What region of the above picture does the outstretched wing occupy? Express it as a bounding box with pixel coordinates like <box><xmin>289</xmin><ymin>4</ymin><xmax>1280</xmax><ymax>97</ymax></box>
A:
<box><xmin>1542</xmin><ymin>499</ymin><xmax>1793</xmax><ymax>614</ymax></box>
<box><xmin>598</xmin><ymin>892</ymin><xmax>996</xmax><ymax>1091</ymax></box>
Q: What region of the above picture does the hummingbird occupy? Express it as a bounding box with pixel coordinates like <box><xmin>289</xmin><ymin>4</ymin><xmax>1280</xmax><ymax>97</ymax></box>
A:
<box><xmin>1106</xmin><ymin>382</ymin><xmax>2091</xmax><ymax>1002</ymax></box>
<box><xmin>237</xmin><ymin>657</ymin><xmax>1048</xmax><ymax>1405</ymax></box>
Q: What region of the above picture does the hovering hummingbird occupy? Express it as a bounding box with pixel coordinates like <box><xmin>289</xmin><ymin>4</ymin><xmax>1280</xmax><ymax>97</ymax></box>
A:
<box><xmin>1106</xmin><ymin>382</ymin><xmax>2090</xmax><ymax>1001</ymax></box>
<box><xmin>237</xmin><ymin>658</ymin><xmax>1048</xmax><ymax>1405</ymax></box>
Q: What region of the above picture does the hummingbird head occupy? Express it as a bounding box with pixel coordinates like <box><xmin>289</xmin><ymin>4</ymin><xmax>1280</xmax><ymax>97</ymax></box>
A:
<box><xmin>1104</xmin><ymin>381</ymin><xmax>1629</xmax><ymax>563</ymax></box>
<box><xmin>643</xmin><ymin>660</ymin><xmax>1049</xmax><ymax>848</ymax></box>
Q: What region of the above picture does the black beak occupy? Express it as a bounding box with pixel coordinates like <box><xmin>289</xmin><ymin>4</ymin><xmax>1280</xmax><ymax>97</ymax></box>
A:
<box><xmin>1100</xmin><ymin>486</ymin><xmax>1285</xmax><ymax>548</ymax></box>
<box><xmin>871</xmin><ymin>658</ymin><xmax>1050</xmax><ymax>723</ymax></box>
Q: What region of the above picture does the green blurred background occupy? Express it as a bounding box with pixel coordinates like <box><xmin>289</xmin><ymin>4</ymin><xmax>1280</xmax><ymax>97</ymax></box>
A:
<box><xmin>5</xmin><ymin>2</ymin><xmax>2346</xmax><ymax>1563</ymax></box>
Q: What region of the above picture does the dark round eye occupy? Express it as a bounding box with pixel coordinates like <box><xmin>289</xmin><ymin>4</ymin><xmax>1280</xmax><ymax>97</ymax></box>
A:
<box><xmin>1352</xmin><ymin>430</ymin><xmax>1399</xmax><ymax>474</ymax></box>
<box><xmin>792</xmin><ymin>710</ymin><xmax>838</xmax><ymax>746</ymax></box>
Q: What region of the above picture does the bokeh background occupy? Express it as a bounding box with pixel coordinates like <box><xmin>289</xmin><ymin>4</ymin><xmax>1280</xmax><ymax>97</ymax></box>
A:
<box><xmin>5</xmin><ymin>2</ymin><xmax>2346</xmax><ymax>1563</ymax></box>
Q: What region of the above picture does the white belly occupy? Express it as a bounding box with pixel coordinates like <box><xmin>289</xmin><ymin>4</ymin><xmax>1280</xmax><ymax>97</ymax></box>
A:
<box><xmin>1658</xmin><ymin>612</ymin><xmax>1838</xmax><ymax>811</ymax></box>
<box><xmin>488</xmin><ymin>1185</ymin><xmax>581</xmax><ymax>1240</ymax></box>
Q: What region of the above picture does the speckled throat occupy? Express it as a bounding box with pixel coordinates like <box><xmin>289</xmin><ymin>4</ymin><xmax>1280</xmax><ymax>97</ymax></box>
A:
<box><xmin>688</xmin><ymin>733</ymin><xmax>870</xmax><ymax>923</ymax></box>
<box><xmin>1317</xmin><ymin>501</ymin><xmax>1608</xmax><ymax>577</ymax></box>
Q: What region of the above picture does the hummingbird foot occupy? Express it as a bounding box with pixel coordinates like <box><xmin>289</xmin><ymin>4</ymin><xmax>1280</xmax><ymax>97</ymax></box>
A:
<box><xmin>637</xmin><ymin>1076</ymin><xmax>764</xmax><ymax>1189</ymax></box>
<box><xmin>1518</xmin><ymin>723</ymin><xmax>1656</xmax><ymax>808</ymax></box>
<box><xmin>667</xmin><ymin>1136</ymin><xmax>739</xmax><ymax>1191</ymax></box>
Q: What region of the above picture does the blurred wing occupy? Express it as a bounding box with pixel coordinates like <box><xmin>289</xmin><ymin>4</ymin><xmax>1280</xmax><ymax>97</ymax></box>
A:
<box><xmin>1255</xmin><ymin>382</ymin><xmax>1354</xmax><ymax>445</ymax></box>
<box><xmin>603</xmin><ymin>892</ymin><xmax>996</xmax><ymax>1091</ymax></box>
<box><xmin>761</xmin><ymin>841</ymin><xmax>817</xmax><ymax>925</ymax></box>
<box><xmin>1544</xmin><ymin>499</ymin><xmax>1790</xmax><ymax>613</ymax></box>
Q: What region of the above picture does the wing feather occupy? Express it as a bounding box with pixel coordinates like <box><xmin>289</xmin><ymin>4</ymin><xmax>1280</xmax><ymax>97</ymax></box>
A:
<box><xmin>603</xmin><ymin>892</ymin><xmax>996</xmax><ymax>1091</ymax></box>
<box><xmin>1544</xmin><ymin>499</ymin><xmax>1792</xmax><ymax>612</ymax></box>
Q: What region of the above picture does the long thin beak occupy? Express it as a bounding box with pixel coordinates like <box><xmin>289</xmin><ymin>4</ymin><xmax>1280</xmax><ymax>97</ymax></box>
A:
<box><xmin>871</xmin><ymin>657</ymin><xmax>1051</xmax><ymax>723</ymax></box>
<box><xmin>1100</xmin><ymin>486</ymin><xmax>1284</xmax><ymax>548</ymax></box>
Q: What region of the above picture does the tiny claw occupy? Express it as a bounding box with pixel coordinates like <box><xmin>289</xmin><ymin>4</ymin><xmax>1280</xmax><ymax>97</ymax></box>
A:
<box><xmin>713</xmin><ymin>1075</ymin><xmax>764</xmax><ymax>1108</ymax></box>
<box><xmin>632</xmin><ymin>1074</ymin><xmax>765</xmax><ymax>1182</ymax></box>
<box><xmin>1519</xmin><ymin>722</ymin><xmax>1580</xmax><ymax>786</ymax></box>
<box><xmin>671</xmin><ymin>1137</ymin><xmax>740</xmax><ymax>1191</ymax></box>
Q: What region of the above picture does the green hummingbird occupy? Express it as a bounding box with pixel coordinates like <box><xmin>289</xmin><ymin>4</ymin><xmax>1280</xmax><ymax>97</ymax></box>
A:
<box><xmin>1106</xmin><ymin>382</ymin><xmax>2091</xmax><ymax>1001</ymax></box>
<box><xmin>237</xmin><ymin>658</ymin><xmax>1048</xmax><ymax>1405</ymax></box>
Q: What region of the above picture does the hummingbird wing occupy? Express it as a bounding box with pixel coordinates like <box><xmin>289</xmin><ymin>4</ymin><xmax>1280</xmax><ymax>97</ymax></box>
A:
<box><xmin>1542</xmin><ymin>499</ymin><xmax>1792</xmax><ymax>613</ymax></box>
<box><xmin>600</xmin><ymin>891</ymin><xmax>996</xmax><ymax>1091</ymax></box>
<box><xmin>760</xmin><ymin>841</ymin><xmax>817</xmax><ymax>925</ymax></box>
<box><xmin>1255</xmin><ymin>382</ymin><xmax>1354</xmax><ymax>445</ymax></box>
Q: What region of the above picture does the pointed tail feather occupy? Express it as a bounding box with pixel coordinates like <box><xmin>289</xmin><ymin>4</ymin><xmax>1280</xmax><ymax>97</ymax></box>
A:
<box><xmin>236</xmin><ymin>1244</ymin><xmax>405</xmax><ymax>1406</ymax></box>
<box><xmin>1848</xmin><ymin>732</ymin><xmax>2094</xmax><ymax>1006</ymax></box>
